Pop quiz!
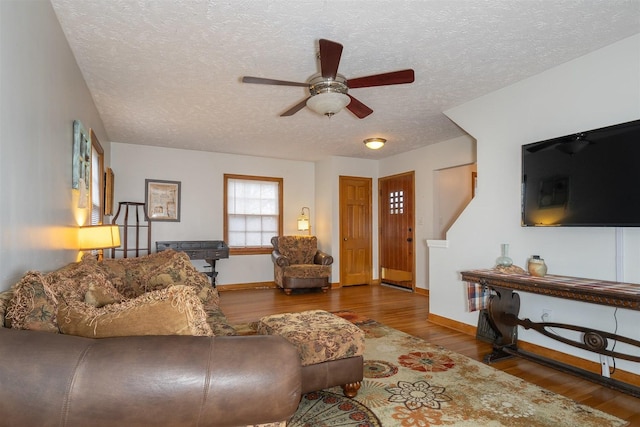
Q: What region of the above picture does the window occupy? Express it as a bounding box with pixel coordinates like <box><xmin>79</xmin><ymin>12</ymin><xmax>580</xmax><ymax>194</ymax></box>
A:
<box><xmin>389</xmin><ymin>190</ymin><xmax>404</xmax><ymax>214</ymax></box>
<box><xmin>90</xmin><ymin>130</ymin><xmax>104</xmax><ymax>225</ymax></box>
<box><xmin>224</xmin><ymin>174</ymin><xmax>283</xmax><ymax>255</ymax></box>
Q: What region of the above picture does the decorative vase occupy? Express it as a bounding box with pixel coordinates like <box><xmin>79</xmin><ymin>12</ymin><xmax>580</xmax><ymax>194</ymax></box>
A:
<box><xmin>496</xmin><ymin>243</ymin><xmax>513</xmax><ymax>267</ymax></box>
<box><xmin>528</xmin><ymin>255</ymin><xmax>547</xmax><ymax>277</ymax></box>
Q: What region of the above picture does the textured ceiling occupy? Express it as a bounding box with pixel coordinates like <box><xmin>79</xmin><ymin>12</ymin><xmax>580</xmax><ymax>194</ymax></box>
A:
<box><xmin>50</xmin><ymin>0</ymin><xmax>640</xmax><ymax>161</ymax></box>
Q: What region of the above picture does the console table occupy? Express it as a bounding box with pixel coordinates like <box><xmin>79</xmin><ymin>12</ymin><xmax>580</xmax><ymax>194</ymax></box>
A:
<box><xmin>461</xmin><ymin>269</ymin><xmax>640</xmax><ymax>397</ymax></box>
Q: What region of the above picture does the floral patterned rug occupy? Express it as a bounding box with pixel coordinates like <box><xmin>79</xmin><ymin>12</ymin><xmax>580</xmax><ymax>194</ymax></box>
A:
<box><xmin>247</xmin><ymin>311</ymin><xmax>628</xmax><ymax>427</ymax></box>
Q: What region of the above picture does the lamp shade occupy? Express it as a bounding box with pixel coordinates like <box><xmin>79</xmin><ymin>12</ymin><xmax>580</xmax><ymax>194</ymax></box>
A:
<box><xmin>297</xmin><ymin>216</ymin><xmax>310</xmax><ymax>231</ymax></box>
<box><xmin>78</xmin><ymin>225</ymin><xmax>121</xmax><ymax>250</ymax></box>
<box><xmin>297</xmin><ymin>206</ymin><xmax>311</xmax><ymax>235</ymax></box>
<box><xmin>306</xmin><ymin>92</ymin><xmax>350</xmax><ymax>117</ymax></box>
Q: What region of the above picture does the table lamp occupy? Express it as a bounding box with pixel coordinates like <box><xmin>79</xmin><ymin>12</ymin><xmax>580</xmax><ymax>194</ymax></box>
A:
<box><xmin>78</xmin><ymin>224</ymin><xmax>121</xmax><ymax>260</ymax></box>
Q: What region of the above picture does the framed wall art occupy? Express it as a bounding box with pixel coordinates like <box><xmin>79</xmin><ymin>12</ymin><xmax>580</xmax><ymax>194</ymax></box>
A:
<box><xmin>72</xmin><ymin>120</ymin><xmax>90</xmax><ymax>190</ymax></box>
<box><xmin>145</xmin><ymin>179</ymin><xmax>181</xmax><ymax>221</ymax></box>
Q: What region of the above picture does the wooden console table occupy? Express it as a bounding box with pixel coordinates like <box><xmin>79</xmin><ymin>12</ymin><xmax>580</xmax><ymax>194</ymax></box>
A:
<box><xmin>461</xmin><ymin>269</ymin><xmax>640</xmax><ymax>397</ymax></box>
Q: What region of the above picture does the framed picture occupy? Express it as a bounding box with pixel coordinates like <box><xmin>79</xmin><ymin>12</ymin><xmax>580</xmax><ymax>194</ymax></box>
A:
<box><xmin>72</xmin><ymin>120</ymin><xmax>90</xmax><ymax>190</ymax></box>
<box><xmin>145</xmin><ymin>179</ymin><xmax>181</xmax><ymax>221</ymax></box>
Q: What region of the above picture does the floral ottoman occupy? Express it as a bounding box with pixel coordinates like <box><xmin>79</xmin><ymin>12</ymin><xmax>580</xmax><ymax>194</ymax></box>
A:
<box><xmin>257</xmin><ymin>309</ymin><xmax>364</xmax><ymax>397</ymax></box>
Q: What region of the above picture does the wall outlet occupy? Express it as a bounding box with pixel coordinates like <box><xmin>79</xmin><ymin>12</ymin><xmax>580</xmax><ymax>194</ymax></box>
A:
<box><xmin>541</xmin><ymin>309</ymin><xmax>552</xmax><ymax>322</ymax></box>
<box><xmin>599</xmin><ymin>355</ymin><xmax>611</xmax><ymax>378</ymax></box>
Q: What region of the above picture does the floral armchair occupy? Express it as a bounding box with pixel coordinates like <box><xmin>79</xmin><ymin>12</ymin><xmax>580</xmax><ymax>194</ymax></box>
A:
<box><xmin>270</xmin><ymin>236</ymin><xmax>333</xmax><ymax>295</ymax></box>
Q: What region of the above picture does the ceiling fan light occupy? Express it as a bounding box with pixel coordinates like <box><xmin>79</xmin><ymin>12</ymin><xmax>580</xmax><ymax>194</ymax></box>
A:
<box><xmin>364</xmin><ymin>137</ymin><xmax>386</xmax><ymax>150</ymax></box>
<box><xmin>306</xmin><ymin>92</ymin><xmax>350</xmax><ymax>117</ymax></box>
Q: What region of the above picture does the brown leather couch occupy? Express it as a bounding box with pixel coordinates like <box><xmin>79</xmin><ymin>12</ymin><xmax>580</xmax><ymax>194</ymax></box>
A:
<box><xmin>0</xmin><ymin>327</ymin><xmax>302</xmax><ymax>427</ymax></box>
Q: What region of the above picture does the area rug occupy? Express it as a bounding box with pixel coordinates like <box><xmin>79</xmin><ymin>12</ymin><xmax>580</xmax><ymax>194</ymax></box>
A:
<box><xmin>244</xmin><ymin>311</ymin><xmax>628</xmax><ymax>427</ymax></box>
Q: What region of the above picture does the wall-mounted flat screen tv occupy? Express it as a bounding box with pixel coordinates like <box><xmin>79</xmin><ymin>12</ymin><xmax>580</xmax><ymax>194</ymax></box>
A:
<box><xmin>521</xmin><ymin>119</ymin><xmax>640</xmax><ymax>227</ymax></box>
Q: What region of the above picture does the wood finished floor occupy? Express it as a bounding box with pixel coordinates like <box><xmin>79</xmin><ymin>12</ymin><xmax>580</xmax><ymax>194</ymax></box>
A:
<box><xmin>219</xmin><ymin>284</ymin><xmax>640</xmax><ymax>426</ymax></box>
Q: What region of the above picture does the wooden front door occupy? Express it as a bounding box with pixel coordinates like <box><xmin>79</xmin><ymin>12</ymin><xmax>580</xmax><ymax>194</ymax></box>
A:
<box><xmin>339</xmin><ymin>176</ymin><xmax>372</xmax><ymax>286</ymax></box>
<box><xmin>379</xmin><ymin>171</ymin><xmax>415</xmax><ymax>290</ymax></box>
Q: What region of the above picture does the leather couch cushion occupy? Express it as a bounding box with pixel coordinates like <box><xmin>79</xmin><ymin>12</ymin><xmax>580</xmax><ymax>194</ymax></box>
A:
<box><xmin>58</xmin><ymin>285</ymin><xmax>213</xmax><ymax>338</ymax></box>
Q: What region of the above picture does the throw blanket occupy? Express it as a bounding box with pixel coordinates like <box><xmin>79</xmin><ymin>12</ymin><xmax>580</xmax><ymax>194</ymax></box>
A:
<box><xmin>466</xmin><ymin>282</ymin><xmax>489</xmax><ymax>312</ymax></box>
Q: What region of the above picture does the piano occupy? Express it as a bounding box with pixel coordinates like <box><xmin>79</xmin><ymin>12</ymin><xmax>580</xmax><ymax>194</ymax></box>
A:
<box><xmin>156</xmin><ymin>240</ymin><xmax>229</xmax><ymax>286</ymax></box>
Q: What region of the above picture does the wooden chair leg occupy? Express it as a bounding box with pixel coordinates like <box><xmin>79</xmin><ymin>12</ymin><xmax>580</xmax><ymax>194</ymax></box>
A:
<box><xmin>341</xmin><ymin>382</ymin><xmax>361</xmax><ymax>398</ymax></box>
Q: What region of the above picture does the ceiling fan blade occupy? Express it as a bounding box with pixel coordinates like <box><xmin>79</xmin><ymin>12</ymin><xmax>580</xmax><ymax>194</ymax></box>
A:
<box><xmin>280</xmin><ymin>97</ymin><xmax>311</xmax><ymax>116</ymax></box>
<box><xmin>242</xmin><ymin>76</ymin><xmax>308</xmax><ymax>87</ymax></box>
<box><xmin>319</xmin><ymin>39</ymin><xmax>343</xmax><ymax>80</ymax></box>
<box><xmin>347</xmin><ymin>69</ymin><xmax>415</xmax><ymax>89</ymax></box>
<box><xmin>346</xmin><ymin>95</ymin><xmax>373</xmax><ymax>119</ymax></box>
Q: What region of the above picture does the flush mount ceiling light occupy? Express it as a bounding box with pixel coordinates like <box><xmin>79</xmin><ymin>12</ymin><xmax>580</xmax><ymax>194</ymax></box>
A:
<box><xmin>364</xmin><ymin>137</ymin><xmax>386</xmax><ymax>150</ymax></box>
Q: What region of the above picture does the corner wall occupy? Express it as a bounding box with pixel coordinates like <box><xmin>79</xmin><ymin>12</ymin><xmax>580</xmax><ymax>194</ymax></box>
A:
<box><xmin>431</xmin><ymin>34</ymin><xmax>640</xmax><ymax>374</ymax></box>
<box><xmin>379</xmin><ymin>135</ymin><xmax>476</xmax><ymax>290</ymax></box>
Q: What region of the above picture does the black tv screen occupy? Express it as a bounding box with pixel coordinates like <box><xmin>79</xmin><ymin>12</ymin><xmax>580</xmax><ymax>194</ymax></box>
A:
<box><xmin>521</xmin><ymin>119</ymin><xmax>640</xmax><ymax>227</ymax></box>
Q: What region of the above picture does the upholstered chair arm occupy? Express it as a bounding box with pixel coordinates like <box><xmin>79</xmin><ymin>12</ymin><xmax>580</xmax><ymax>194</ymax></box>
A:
<box><xmin>314</xmin><ymin>251</ymin><xmax>334</xmax><ymax>266</ymax></box>
<box><xmin>272</xmin><ymin>250</ymin><xmax>291</xmax><ymax>267</ymax></box>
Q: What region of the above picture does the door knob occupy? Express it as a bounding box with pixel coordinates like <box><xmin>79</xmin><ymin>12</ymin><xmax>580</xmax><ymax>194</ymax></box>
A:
<box><xmin>407</xmin><ymin>238</ymin><xmax>413</xmax><ymax>242</ymax></box>
<box><xmin>343</xmin><ymin>237</ymin><xmax>348</xmax><ymax>241</ymax></box>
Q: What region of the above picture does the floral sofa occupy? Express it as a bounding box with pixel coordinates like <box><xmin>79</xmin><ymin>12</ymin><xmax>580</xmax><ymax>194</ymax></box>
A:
<box><xmin>1</xmin><ymin>249</ymin><xmax>236</xmax><ymax>338</ymax></box>
<box><xmin>0</xmin><ymin>250</ymin><xmax>301</xmax><ymax>427</ymax></box>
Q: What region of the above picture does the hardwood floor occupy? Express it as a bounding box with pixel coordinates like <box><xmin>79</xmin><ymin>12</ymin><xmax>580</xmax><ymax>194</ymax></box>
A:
<box><xmin>219</xmin><ymin>284</ymin><xmax>639</xmax><ymax>426</ymax></box>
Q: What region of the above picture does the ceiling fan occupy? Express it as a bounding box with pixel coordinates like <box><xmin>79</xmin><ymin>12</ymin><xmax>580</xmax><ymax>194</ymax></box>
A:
<box><xmin>242</xmin><ymin>39</ymin><xmax>415</xmax><ymax>119</ymax></box>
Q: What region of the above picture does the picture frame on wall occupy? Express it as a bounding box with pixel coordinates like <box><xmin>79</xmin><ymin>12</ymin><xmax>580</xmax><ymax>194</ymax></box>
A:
<box><xmin>72</xmin><ymin>120</ymin><xmax>90</xmax><ymax>190</ymax></box>
<box><xmin>145</xmin><ymin>179</ymin><xmax>181</xmax><ymax>221</ymax></box>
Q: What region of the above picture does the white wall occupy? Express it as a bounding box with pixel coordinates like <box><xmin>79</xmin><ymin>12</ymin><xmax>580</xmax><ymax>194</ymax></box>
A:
<box><xmin>110</xmin><ymin>142</ymin><xmax>315</xmax><ymax>286</ymax></box>
<box><xmin>431</xmin><ymin>34</ymin><xmax>640</xmax><ymax>374</ymax></box>
<box><xmin>0</xmin><ymin>0</ymin><xmax>108</xmax><ymax>290</ymax></box>
<box><xmin>380</xmin><ymin>135</ymin><xmax>476</xmax><ymax>289</ymax></box>
<box><xmin>110</xmin><ymin>142</ymin><xmax>475</xmax><ymax>289</ymax></box>
<box><xmin>434</xmin><ymin>163</ymin><xmax>477</xmax><ymax>240</ymax></box>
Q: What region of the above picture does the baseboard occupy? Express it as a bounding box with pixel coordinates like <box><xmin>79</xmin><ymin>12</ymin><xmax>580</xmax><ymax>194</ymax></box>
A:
<box><xmin>427</xmin><ymin>313</ymin><xmax>477</xmax><ymax>336</ymax></box>
<box><xmin>516</xmin><ymin>341</ymin><xmax>640</xmax><ymax>386</ymax></box>
<box><xmin>217</xmin><ymin>282</ymin><xmax>277</xmax><ymax>291</ymax></box>
<box><xmin>427</xmin><ymin>313</ymin><xmax>640</xmax><ymax>387</ymax></box>
<box><xmin>414</xmin><ymin>287</ymin><xmax>429</xmax><ymax>297</ymax></box>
